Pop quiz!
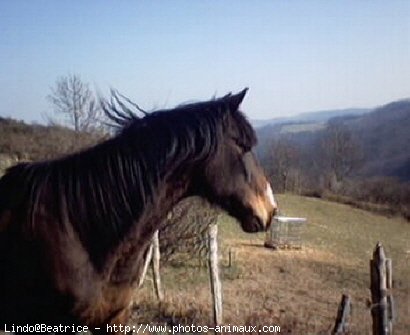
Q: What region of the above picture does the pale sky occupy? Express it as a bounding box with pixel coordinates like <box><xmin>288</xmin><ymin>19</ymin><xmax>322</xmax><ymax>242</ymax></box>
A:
<box><xmin>1</xmin><ymin>1</ymin><xmax>409</xmax><ymax>123</ymax></box>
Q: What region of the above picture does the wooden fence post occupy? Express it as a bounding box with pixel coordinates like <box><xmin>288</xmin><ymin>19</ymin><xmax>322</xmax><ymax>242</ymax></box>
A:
<box><xmin>151</xmin><ymin>230</ymin><xmax>164</xmax><ymax>301</ymax></box>
<box><xmin>332</xmin><ymin>294</ymin><xmax>351</xmax><ymax>334</ymax></box>
<box><xmin>208</xmin><ymin>223</ymin><xmax>223</xmax><ymax>326</ymax></box>
<box><xmin>370</xmin><ymin>242</ymin><xmax>393</xmax><ymax>335</ymax></box>
<box><xmin>138</xmin><ymin>242</ymin><xmax>153</xmax><ymax>288</ymax></box>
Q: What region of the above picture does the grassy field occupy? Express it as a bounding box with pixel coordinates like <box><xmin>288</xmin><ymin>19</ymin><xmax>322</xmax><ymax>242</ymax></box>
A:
<box><xmin>133</xmin><ymin>194</ymin><xmax>410</xmax><ymax>334</ymax></box>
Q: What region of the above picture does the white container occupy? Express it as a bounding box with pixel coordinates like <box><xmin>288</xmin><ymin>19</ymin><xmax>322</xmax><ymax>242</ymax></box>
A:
<box><xmin>264</xmin><ymin>216</ymin><xmax>307</xmax><ymax>249</ymax></box>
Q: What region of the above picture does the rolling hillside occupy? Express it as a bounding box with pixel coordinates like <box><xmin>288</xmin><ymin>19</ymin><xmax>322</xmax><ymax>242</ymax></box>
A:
<box><xmin>0</xmin><ymin>117</ymin><xmax>105</xmax><ymax>174</ymax></box>
<box><xmin>256</xmin><ymin>98</ymin><xmax>410</xmax><ymax>180</ymax></box>
<box><xmin>251</xmin><ymin>108</ymin><xmax>370</xmax><ymax>128</ymax></box>
<box><xmin>342</xmin><ymin>99</ymin><xmax>410</xmax><ymax>179</ymax></box>
<box><xmin>133</xmin><ymin>194</ymin><xmax>410</xmax><ymax>334</ymax></box>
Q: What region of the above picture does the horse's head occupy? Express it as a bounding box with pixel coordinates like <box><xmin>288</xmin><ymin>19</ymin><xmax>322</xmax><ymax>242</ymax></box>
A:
<box><xmin>195</xmin><ymin>89</ymin><xmax>277</xmax><ymax>233</ymax></box>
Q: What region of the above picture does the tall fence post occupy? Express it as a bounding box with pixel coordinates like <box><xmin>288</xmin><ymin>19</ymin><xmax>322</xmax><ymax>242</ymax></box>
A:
<box><xmin>138</xmin><ymin>242</ymin><xmax>153</xmax><ymax>288</ymax></box>
<box><xmin>208</xmin><ymin>223</ymin><xmax>223</xmax><ymax>326</ymax></box>
<box><xmin>151</xmin><ymin>230</ymin><xmax>164</xmax><ymax>301</ymax></box>
<box><xmin>370</xmin><ymin>242</ymin><xmax>394</xmax><ymax>335</ymax></box>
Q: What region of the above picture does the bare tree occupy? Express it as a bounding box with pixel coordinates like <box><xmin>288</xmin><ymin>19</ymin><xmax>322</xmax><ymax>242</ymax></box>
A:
<box><xmin>265</xmin><ymin>138</ymin><xmax>299</xmax><ymax>192</ymax></box>
<box><xmin>321</xmin><ymin>123</ymin><xmax>362</xmax><ymax>189</ymax></box>
<box><xmin>46</xmin><ymin>74</ymin><xmax>102</xmax><ymax>132</ymax></box>
<box><xmin>159</xmin><ymin>196</ymin><xmax>219</xmax><ymax>264</ymax></box>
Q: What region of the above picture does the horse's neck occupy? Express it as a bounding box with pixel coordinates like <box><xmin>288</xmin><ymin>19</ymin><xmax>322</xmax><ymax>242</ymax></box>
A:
<box><xmin>105</xmin><ymin>166</ymin><xmax>194</xmax><ymax>283</ymax></box>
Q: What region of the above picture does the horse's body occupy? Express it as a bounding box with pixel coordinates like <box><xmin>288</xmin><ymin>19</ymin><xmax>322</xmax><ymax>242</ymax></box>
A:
<box><xmin>0</xmin><ymin>89</ymin><xmax>276</xmax><ymax>333</ymax></box>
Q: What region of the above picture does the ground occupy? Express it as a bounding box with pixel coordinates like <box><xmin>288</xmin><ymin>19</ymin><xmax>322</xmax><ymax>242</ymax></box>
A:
<box><xmin>132</xmin><ymin>194</ymin><xmax>410</xmax><ymax>334</ymax></box>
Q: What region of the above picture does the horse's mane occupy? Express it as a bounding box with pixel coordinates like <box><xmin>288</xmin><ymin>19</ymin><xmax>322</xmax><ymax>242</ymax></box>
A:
<box><xmin>2</xmin><ymin>90</ymin><xmax>256</xmax><ymax>270</ymax></box>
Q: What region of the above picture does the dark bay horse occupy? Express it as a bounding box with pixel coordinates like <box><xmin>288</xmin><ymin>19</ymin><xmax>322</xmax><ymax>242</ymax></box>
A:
<box><xmin>0</xmin><ymin>89</ymin><xmax>277</xmax><ymax>333</ymax></box>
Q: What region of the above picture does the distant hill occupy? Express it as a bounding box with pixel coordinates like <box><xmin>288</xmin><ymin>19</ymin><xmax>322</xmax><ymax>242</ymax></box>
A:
<box><xmin>256</xmin><ymin>98</ymin><xmax>410</xmax><ymax>181</ymax></box>
<box><xmin>339</xmin><ymin>99</ymin><xmax>410</xmax><ymax>179</ymax></box>
<box><xmin>251</xmin><ymin>108</ymin><xmax>370</xmax><ymax>128</ymax></box>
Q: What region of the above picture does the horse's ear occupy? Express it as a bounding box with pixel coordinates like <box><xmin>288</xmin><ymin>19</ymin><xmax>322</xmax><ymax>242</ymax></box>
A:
<box><xmin>228</xmin><ymin>88</ymin><xmax>248</xmax><ymax>111</ymax></box>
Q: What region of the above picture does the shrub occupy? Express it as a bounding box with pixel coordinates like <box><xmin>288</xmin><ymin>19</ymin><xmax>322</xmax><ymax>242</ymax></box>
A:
<box><xmin>0</xmin><ymin>117</ymin><xmax>105</xmax><ymax>163</ymax></box>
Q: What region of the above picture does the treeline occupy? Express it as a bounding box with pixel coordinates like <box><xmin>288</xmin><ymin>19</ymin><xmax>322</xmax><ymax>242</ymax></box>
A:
<box><xmin>257</xmin><ymin>122</ymin><xmax>410</xmax><ymax>220</ymax></box>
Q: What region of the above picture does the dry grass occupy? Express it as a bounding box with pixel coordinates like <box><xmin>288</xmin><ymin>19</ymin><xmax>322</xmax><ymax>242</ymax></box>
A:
<box><xmin>132</xmin><ymin>194</ymin><xmax>410</xmax><ymax>334</ymax></box>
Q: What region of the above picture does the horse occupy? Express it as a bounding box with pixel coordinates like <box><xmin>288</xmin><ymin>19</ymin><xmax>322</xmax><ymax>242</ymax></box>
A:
<box><xmin>0</xmin><ymin>89</ymin><xmax>277</xmax><ymax>334</ymax></box>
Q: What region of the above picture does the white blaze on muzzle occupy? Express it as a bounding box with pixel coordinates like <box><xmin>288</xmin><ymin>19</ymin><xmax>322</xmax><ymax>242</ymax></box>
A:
<box><xmin>249</xmin><ymin>182</ymin><xmax>278</xmax><ymax>228</ymax></box>
<box><xmin>266</xmin><ymin>183</ymin><xmax>277</xmax><ymax>208</ymax></box>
